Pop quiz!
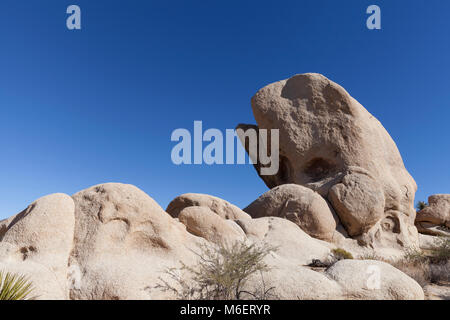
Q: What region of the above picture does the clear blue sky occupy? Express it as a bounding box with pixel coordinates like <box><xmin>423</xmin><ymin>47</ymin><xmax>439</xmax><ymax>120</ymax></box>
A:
<box><xmin>0</xmin><ymin>0</ymin><xmax>449</xmax><ymax>219</ymax></box>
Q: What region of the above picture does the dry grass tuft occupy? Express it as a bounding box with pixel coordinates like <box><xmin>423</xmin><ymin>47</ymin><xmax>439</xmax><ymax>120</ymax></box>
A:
<box><xmin>358</xmin><ymin>237</ymin><xmax>450</xmax><ymax>288</ymax></box>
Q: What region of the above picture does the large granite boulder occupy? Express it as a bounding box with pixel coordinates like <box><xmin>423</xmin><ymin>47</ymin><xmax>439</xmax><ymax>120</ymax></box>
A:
<box><xmin>237</xmin><ymin>73</ymin><xmax>419</xmax><ymax>249</ymax></box>
<box><xmin>68</xmin><ymin>183</ymin><xmax>204</xmax><ymax>300</ymax></box>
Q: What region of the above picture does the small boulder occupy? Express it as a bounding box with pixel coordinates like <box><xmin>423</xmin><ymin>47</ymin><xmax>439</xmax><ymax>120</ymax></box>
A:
<box><xmin>166</xmin><ymin>193</ymin><xmax>251</xmax><ymax>220</ymax></box>
<box><xmin>244</xmin><ymin>184</ymin><xmax>338</xmax><ymax>241</ymax></box>
<box><xmin>178</xmin><ymin>206</ymin><xmax>246</xmax><ymax>245</ymax></box>
<box><xmin>328</xmin><ymin>172</ymin><xmax>385</xmax><ymax>236</ymax></box>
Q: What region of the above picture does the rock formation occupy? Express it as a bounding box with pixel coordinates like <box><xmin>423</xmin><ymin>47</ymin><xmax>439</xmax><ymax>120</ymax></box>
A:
<box><xmin>0</xmin><ymin>183</ymin><xmax>424</xmax><ymax>300</ymax></box>
<box><xmin>0</xmin><ymin>73</ymin><xmax>433</xmax><ymax>300</ymax></box>
<box><xmin>237</xmin><ymin>73</ymin><xmax>419</xmax><ymax>249</ymax></box>
<box><xmin>416</xmin><ymin>194</ymin><xmax>450</xmax><ymax>236</ymax></box>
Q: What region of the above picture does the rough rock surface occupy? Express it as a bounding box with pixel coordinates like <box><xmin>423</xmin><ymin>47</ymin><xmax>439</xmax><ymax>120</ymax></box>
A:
<box><xmin>326</xmin><ymin>260</ymin><xmax>424</xmax><ymax>300</ymax></box>
<box><xmin>69</xmin><ymin>183</ymin><xmax>204</xmax><ymax>300</ymax></box>
<box><xmin>0</xmin><ymin>194</ymin><xmax>75</xmax><ymax>299</ymax></box>
<box><xmin>424</xmin><ymin>282</ymin><xmax>450</xmax><ymax>300</ymax></box>
<box><xmin>418</xmin><ymin>234</ymin><xmax>440</xmax><ymax>250</ymax></box>
<box><xmin>244</xmin><ymin>264</ymin><xmax>344</xmax><ymax>300</ymax></box>
<box><xmin>166</xmin><ymin>193</ymin><xmax>251</xmax><ymax>220</ymax></box>
<box><xmin>328</xmin><ymin>172</ymin><xmax>385</xmax><ymax>236</ymax></box>
<box><xmin>237</xmin><ymin>73</ymin><xmax>419</xmax><ymax>249</ymax></box>
<box><xmin>416</xmin><ymin>195</ymin><xmax>450</xmax><ymax>236</ymax></box>
<box><xmin>251</xmin><ymin>258</ymin><xmax>424</xmax><ymax>300</ymax></box>
<box><xmin>235</xmin><ymin>216</ymin><xmax>332</xmax><ymax>266</ymax></box>
<box><xmin>178</xmin><ymin>206</ymin><xmax>246</xmax><ymax>245</ymax></box>
<box><xmin>243</xmin><ymin>184</ymin><xmax>339</xmax><ymax>241</ymax></box>
<box><xmin>0</xmin><ymin>183</ymin><xmax>426</xmax><ymax>300</ymax></box>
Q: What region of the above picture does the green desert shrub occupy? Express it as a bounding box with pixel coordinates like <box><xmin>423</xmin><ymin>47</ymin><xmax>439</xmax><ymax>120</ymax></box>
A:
<box><xmin>332</xmin><ymin>248</ymin><xmax>354</xmax><ymax>260</ymax></box>
<box><xmin>157</xmin><ymin>241</ymin><xmax>277</xmax><ymax>300</ymax></box>
<box><xmin>0</xmin><ymin>271</ymin><xmax>35</xmax><ymax>300</ymax></box>
<box><xmin>416</xmin><ymin>201</ymin><xmax>428</xmax><ymax>211</ymax></box>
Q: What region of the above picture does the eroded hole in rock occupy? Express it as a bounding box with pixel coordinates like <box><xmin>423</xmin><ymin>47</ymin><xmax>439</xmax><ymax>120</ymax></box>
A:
<box><xmin>382</xmin><ymin>216</ymin><xmax>401</xmax><ymax>234</ymax></box>
<box><xmin>20</xmin><ymin>246</ymin><xmax>36</xmax><ymax>260</ymax></box>
<box><xmin>277</xmin><ymin>156</ymin><xmax>292</xmax><ymax>184</ymax></box>
<box><xmin>304</xmin><ymin>158</ymin><xmax>336</xmax><ymax>182</ymax></box>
